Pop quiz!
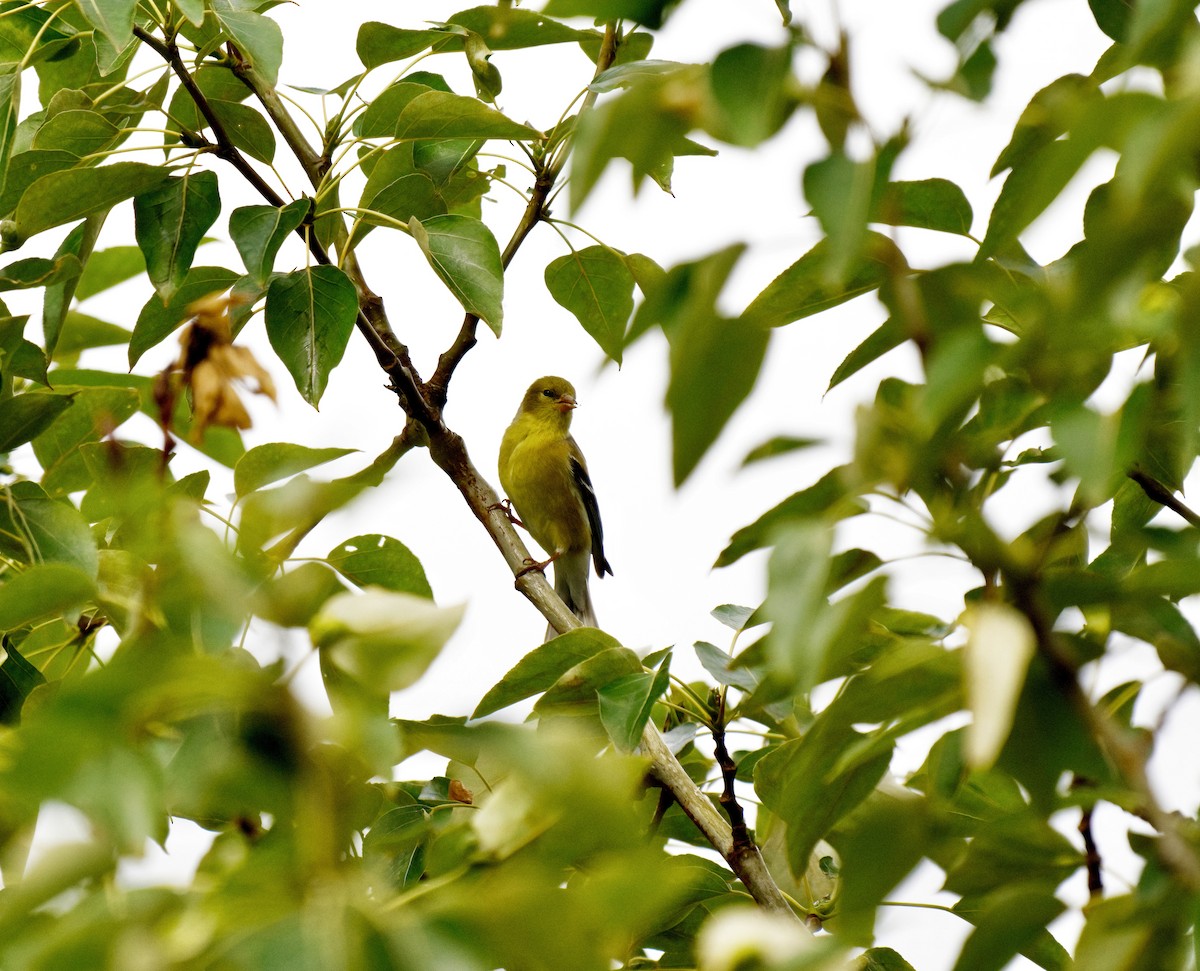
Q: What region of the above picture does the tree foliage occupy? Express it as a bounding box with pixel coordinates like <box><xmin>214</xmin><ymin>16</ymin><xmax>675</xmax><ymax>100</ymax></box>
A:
<box><xmin>1</xmin><ymin>0</ymin><xmax>1199</xmax><ymax>969</ymax></box>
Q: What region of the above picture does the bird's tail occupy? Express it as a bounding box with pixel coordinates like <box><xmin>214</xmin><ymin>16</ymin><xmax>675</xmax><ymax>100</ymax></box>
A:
<box><xmin>545</xmin><ymin>550</ymin><xmax>597</xmax><ymax>642</ymax></box>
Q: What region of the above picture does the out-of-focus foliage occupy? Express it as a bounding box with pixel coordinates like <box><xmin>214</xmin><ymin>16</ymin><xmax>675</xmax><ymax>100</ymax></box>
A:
<box><xmin>1</xmin><ymin>0</ymin><xmax>1199</xmax><ymax>968</ymax></box>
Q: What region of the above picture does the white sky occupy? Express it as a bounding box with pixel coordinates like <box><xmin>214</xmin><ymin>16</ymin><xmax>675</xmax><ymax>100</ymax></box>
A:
<box><xmin>15</xmin><ymin>1</ymin><xmax>1200</xmax><ymax>968</ymax></box>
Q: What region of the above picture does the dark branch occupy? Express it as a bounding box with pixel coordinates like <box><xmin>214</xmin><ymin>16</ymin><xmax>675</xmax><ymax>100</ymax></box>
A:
<box><xmin>713</xmin><ymin>693</ymin><xmax>754</xmax><ymax>852</ymax></box>
<box><xmin>1129</xmin><ymin>469</ymin><xmax>1200</xmax><ymax>528</ymax></box>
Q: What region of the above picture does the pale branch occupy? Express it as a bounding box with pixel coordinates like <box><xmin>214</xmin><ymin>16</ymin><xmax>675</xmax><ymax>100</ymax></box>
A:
<box><xmin>132</xmin><ymin>20</ymin><xmax>800</xmax><ymax>920</ymax></box>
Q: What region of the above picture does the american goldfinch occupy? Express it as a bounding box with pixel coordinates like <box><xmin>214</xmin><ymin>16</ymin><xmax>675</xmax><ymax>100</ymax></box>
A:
<box><xmin>499</xmin><ymin>376</ymin><xmax>613</xmax><ymax>635</ymax></box>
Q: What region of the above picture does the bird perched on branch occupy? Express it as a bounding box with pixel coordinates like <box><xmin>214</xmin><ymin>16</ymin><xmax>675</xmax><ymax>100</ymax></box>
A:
<box><xmin>499</xmin><ymin>376</ymin><xmax>613</xmax><ymax>638</ymax></box>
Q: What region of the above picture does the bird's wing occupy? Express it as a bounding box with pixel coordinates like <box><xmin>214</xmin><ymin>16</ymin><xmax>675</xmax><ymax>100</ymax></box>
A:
<box><xmin>569</xmin><ymin>445</ymin><xmax>613</xmax><ymax>578</ymax></box>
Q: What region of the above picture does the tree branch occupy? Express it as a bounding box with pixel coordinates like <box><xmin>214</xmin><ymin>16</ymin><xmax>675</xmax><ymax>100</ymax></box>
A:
<box><xmin>1008</xmin><ymin>576</ymin><xmax>1200</xmax><ymax>893</ymax></box>
<box><xmin>133</xmin><ymin>20</ymin><xmax>799</xmax><ymax>920</ymax></box>
<box><xmin>1129</xmin><ymin>468</ymin><xmax>1200</xmax><ymax>528</ymax></box>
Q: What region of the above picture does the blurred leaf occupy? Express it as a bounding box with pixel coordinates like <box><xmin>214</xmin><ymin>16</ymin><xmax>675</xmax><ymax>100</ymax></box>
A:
<box><xmin>543</xmin><ymin>0</ymin><xmax>679</xmax><ymax>29</ymax></box>
<box><xmin>804</xmin><ymin>152</ymin><xmax>876</xmax><ymax>283</ymax></box>
<box><xmin>0</xmin><ymin>562</ymin><xmax>96</xmax><ymax>628</ymax></box>
<box><xmin>717</xmin><ymin>466</ymin><xmax>864</xmax><ymax>566</ymax></box>
<box><xmin>943</xmin><ymin>814</ymin><xmax>1082</xmax><ymax>897</ymax></box>
<box><xmin>326</xmin><ymin>534</ymin><xmax>433</xmax><ymax>598</ymax></box>
<box><xmin>0</xmin><ymin>482</ymin><xmax>99</xmax><ymax>575</ymax></box>
<box><xmin>265</xmin><ymin>265</ymin><xmax>359</xmax><ymax>407</ymax></box>
<box><xmin>52</xmin><ymin>312</ymin><xmax>131</xmax><ymax>361</ymax></box>
<box><xmin>0</xmin><ymin>391</ymin><xmax>74</xmax><ymax>452</ymax></box>
<box><xmin>12</xmin><ymin>162</ymin><xmax>174</xmax><ymax>241</ymax></box>
<box><xmin>234</xmin><ymin>443</ymin><xmax>356</xmax><ymax>497</ymax></box>
<box><xmin>408</xmin><ymin>214</ymin><xmax>503</xmax><ymax>334</ymax></box>
<box><xmin>828</xmin><ymin>316</ymin><xmax>906</xmax><ymax>392</ymax></box>
<box><xmin>742</xmin><ymin>233</ymin><xmax>903</xmax><ymax>329</ymax></box>
<box><xmin>545</xmin><ymin>245</ymin><xmax>635</xmax><ymax>363</ymax></box>
<box><xmin>741</xmin><ymin>435</ymin><xmax>821</xmax><ymax>465</ymax></box>
<box><xmin>253</xmin><ymin>561</ymin><xmax>346</xmax><ymax>628</ymax></box>
<box><xmin>229</xmin><ymin>199</ymin><xmax>310</xmax><ymax>287</ymax></box>
<box><xmin>597</xmin><ymin>659</ymin><xmax>669</xmax><ymax>752</ymax></box>
<box><xmin>474</xmin><ymin>628</ymin><xmax>622</xmax><ymax>717</ymax></box>
<box><xmin>312</xmin><ymin>590</ymin><xmax>465</xmax><ymax>693</ymax></box>
<box><xmin>755</xmin><ymin>722</ymin><xmax>893</xmax><ymax>878</ymax></box>
<box><xmin>73</xmin><ymin>245</ymin><xmax>144</xmax><ymax>299</ymax></box>
<box><xmin>963</xmin><ymin>603</ymin><xmax>1036</xmax><ymax>770</ymax></box>
<box><xmin>952</xmin><ymin>884</ymin><xmax>1069</xmax><ymax>971</ymax></box>
<box><xmin>873</xmin><ymin>178</ymin><xmax>974</xmax><ymax>235</ymax></box>
<box><xmin>709</xmin><ymin>42</ymin><xmax>795</xmax><ymax>146</ymax></box>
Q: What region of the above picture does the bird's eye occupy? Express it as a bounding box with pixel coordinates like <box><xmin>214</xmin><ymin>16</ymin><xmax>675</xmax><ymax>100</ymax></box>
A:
<box><xmin>542</xmin><ymin>389</ymin><xmax>556</xmax><ymax>398</ymax></box>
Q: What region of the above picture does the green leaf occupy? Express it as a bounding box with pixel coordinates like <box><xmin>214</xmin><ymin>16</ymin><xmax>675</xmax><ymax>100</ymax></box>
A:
<box><xmin>30</xmin><ymin>385</ymin><xmax>141</xmax><ymax>494</ymax></box>
<box><xmin>326</xmin><ymin>535</ymin><xmax>433</xmax><ymax>599</ymax></box>
<box><xmin>311</xmin><ymin>590</ymin><xmax>464</xmax><ymax>693</ymax></box>
<box><xmin>535</xmin><ymin>646</ymin><xmax>645</xmax><ymax>712</ymax></box>
<box><xmin>74</xmin><ymin>0</ymin><xmax>136</xmax><ymax>50</ymax></box>
<box><xmin>229</xmin><ymin>199</ymin><xmax>309</xmax><ymax>287</ymax></box>
<box><xmin>73</xmin><ymin>245</ymin><xmax>145</xmax><ymax>299</ymax></box>
<box><xmin>0</xmin><ymin>150</ymin><xmax>76</xmax><ymax>219</ymax></box>
<box><xmin>0</xmin><ymin>68</ymin><xmax>20</xmax><ymax>204</ymax></box>
<box><xmin>264</xmin><ymin>265</ymin><xmax>359</xmax><ymax>407</ymax></box>
<box><xmin>667</xmin><ymin>309</ymin><xmax>768</xmax><ymax>484</ymax></box>
<box><xmin>597</xmin><ymin>661</ymin><xmax>670</xmax><ymax>752</ymax></box>
<box><xmin>0</xmin><ymin>254</ymin><xmax>81</xmax><ymax>291</ymax></box>
<box><xmin>1088</xmin><ymin>0</ymin><xmax>1131</xmax><ymax>42</ymax></box>
<box><xmin>742</xmin><ymin>232</ymin><xmax>902</xmax><ymax>329</ymax></box>
<box><xmin>408</xmin><ymin>214</ymin><xmax>503</xmax><ymax>334</ymax></box>
<box><xmin>741</xmin><ymin>435</ymin><xmax>822</xmax><ymax>465</ymax></box>
<box><xmin>41</xmin><ymin>216</ymin><xmax>103</xmax><ymax>361</ymax></box>
<box><xmin>208</xmin><ymin>100</ymin><xmax>276</xmax><ymax>164</ymax></box>
<box><xmin>129</xmin><ymin>266</ymin><xmax>240</xmax><ymax>367</ymax></box>
<box><xmin>252</xmin><ymin>561</ymin><xmax>345</xmax><ymax>628</ymax></box>
<box><xmin>353</xmin><ymin>150</ymin><xmax>447</xmax><ymax>245</ymax></box>
<box><xmin>211</xmin><ymin>0</ymin><xmax>283</xmax><ymax>85</ymax></box>
<box><xmin>356</xmin><ymin>81</ymin><xmax>443</xmax><ymax>138</ymax></box>
<box><xmin>544</xmin><ymin>246</ymin><xmax>635</xmax><ymax>363</ymax></box>
<box><xmin>542</xmin><ymin>0</ymin><xmax>679</xmax><ymax>29</ymax></box>
<box><xmin>694</xmin><ymin>640</ymin><xmax>759</xmax><ymax>692</ymax></box>
<box><xmin>755</xmin><ymin>723</ymin><xmax>893</xmax><ymax>878</ymax></box>
<box><xmin>0</xmin><ymin>486</ymin><xmax>98</xmax><ymax>574</ymax></box>
<box><xmin>30</xmin><ymin>109</ymin><xmax>121</xmax><ymax>157</ymax></box>
<box><xmin>234</xmin><ymin>443</ymin><xmax>356</xmax><ymax>497</ymax></box>
<box><xmin>13</xmin><ymin>162</ymin><xmax>174</xmax><ymax>241</ymax></box>
<box><xmin>952</xmin><ymin>885</ymin><xmax>1068</xmax><ymax>971</ymax></box>
<box><xmin>474</xmin><ymin>628</ymin><xmax>622</xmax><ymax>717</ymax></box>
<box><xmin>356</xmin><ymin>23</ymin><xmax>451</xmax><ymax>67</ymax></box>
<box><xmin>133</xmin><ymin>171</ymin><xmax>221</xmax><ymax>303</ymax></box>
<box><xmin>709</xmin><ymin>43</ymin><xmax>795</xmax><ymax>146</ymax></box>
<box><xmin>0</xmin><ymin>638</ymin><xmax>45</xmax><ymax>726</ymax></box>
<box><xmin>827</xmin><ymin>316</ymin><xmax>906</xmax><ymax>393</ymax></box>
<box><xmin>394</xmin><ymin>90</ymin><xmax>541</xmax><ymax>141</ymax></box>
<box><xmin>0</xmin><ymin>391</ymin><xmax>74</xmax><ymax>452</ymax></box>
<box><xmin>873</xmin><ymin>178</ymin><xmax>974</xmax><ymax>235</ymax></box>
<box><xmin>717</xmin><ymin>467</ymin><xmax>864</xmax><ymax>566</ymax></box>
<box><xmin>52</xmin><ymin>312</ymin><xmax>132</xmax><ymax>361</ymax></box>
<box><xmin>0</xmin><ymin>562</ymin><xmax>96</xmax><ymax>628</ymax></box>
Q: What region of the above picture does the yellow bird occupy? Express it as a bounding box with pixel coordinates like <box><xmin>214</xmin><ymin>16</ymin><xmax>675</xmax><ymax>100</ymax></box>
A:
<box><xmin>499</xmin><ymin>376</ymin><xmax>613</xmax><ymax>636</ymax></box>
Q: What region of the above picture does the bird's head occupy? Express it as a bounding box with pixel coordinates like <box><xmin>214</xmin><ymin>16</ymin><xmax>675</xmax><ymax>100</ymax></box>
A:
<box><xmin>520</xmin><ymin>376</ymin><xmax>578</xmax><ymax>424</ymax></box>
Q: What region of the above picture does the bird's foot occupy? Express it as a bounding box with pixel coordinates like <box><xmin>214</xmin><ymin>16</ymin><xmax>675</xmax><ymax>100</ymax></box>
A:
<box><xmin>489</xmin><ymin>498</ymin><xmax>525</xmax><ymax>529</ymax></box>
<box><xmin>515</xmin><ymin>551</ymin><xmax>560</xmax><ymax>578</ymax></box>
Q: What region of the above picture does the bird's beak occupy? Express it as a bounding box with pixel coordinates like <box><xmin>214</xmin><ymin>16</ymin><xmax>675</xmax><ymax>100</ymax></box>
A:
<box><xmin>556</xmin><ymin>394</ymin><xmax>577</xmax><ymax>412</ymax></box>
